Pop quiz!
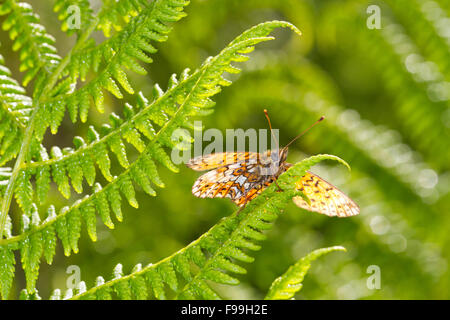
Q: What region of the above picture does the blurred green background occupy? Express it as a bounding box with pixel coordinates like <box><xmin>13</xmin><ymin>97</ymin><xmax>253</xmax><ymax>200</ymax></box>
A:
<box><xmin>2</xmin><ymin>0</ymin><xmax>450</xmax><ymax>299</ymax></box>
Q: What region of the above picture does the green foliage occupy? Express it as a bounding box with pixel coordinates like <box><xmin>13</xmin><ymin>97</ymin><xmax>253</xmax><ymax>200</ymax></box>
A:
<box><xmin>0</xmin><ymin>53</ymin><xmax>30</xmax><ymax>165</ymax></box>
<box><xmin>37</xmin><ymin>0</ymin><xmax>190</xmax><ymax>132</ymax></box>
<box><xmin>53</xmin><ymin>0</ymin><xmax>93</xmax><ymax>36</ymax></box>
<box><xmin>0</xmin><ymin>243</ymin><xmax>15</xmax><ymax>299</ymax></box>
<box><xmin>150</xmin><ymin>0</ymin><xmax>449</xmax><ymax>299</ymax></box>
<box><xmin>0</xmin><ymin>0</ymin><xmax>61</xmax><ymax>88</ymax></box>
<box><xmin>326</xmin><ymin>2</ymin><xmax>450</xmax><ymax>169</ymax></box>
<box><xmin>265</xmin><ymin>246</ymin><xmax>346</xmax><ymax>300</ymax></box>
<box><xmin>1</xmin><ymin>0</ymin><xmax>447</xmax><ymax>300</ymax></box>
<box><xmin>1</xmin><ymin>0</ymin><xmax>344</xmax><ymax>300</ymax></box>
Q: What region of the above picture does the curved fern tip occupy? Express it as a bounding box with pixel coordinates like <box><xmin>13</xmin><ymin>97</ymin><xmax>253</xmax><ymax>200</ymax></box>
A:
<box><xmin>246</xmin><ymin>20</ymin><xmax>302</xmax><ymax>39</ymax></box>
<box><xmin>265</xmin><ymin>245</ymin><xmax>347</xmax><ymax>300</ymax></box>
<box><xmin>273</xmin><ymin>20</ymin><xmax>302</xmax><ymax>37</ymax></box>
<box><xmin>317</xmin><ymin>154</ymin><xmax>351</xmax><ymax>172</ymax></box>
<box><xmin>330</xmin><ymin>245</ymin><xmax>346</xmax><ymax>252</ymax></box>
<box><xmin>289</xmin><ymin>24</ymin><xmax>302</xmax><ymax>37</ymax></box>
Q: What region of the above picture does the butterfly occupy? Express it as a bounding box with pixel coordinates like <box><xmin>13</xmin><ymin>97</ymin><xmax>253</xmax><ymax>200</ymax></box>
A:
<box><xmin>187</xmin><ymin>110</ymin><xmax>360</xmax><ymax>217</ymax></box>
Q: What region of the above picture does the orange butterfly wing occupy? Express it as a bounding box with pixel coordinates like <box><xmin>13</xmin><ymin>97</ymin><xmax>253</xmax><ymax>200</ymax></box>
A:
<box><xmin>293</xmin><ymin>171</ymin><xmax>359</xmax><ymax>217</ymax></box>
<box><xmin>186</xmin><ymin>152</ymin><xmax>260</xmax><ymax>171</ymax></box>
<box><xmin>190</xmin><ymin>155</ymin><xmax>274</xmax><ymax>206</ymax></box>
<box><xmin>188</xmin><ymin>153</ymin><xmax>360</xmax><ymax>216</ymax></box>
<box><xmin>232</xmin><ymin>179</ymin><xmax>273</xmax><ymax>206</ymax></box>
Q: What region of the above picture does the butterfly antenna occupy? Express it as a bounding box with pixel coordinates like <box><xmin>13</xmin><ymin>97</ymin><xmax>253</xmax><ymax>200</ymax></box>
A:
<box><xmin>283</xmin><ymin>116</ymin><xmax>325</xmax><ymax>149</ymax></box>
<box><xmin>264</xmin><ymin>109</ymin><xmax>280</xmax><ymax>151</ymax></box>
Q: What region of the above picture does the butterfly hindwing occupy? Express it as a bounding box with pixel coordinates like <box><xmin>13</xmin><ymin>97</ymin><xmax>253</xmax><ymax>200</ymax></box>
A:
<box><xmin>232</xmin><ymin>178</ymin><xmax>274</xmax><ymax>207</ymax></box>
<box><xmin>293</xmin><ymin>171</ymin><xmax>359</xmax><ymax>217</ymax></box>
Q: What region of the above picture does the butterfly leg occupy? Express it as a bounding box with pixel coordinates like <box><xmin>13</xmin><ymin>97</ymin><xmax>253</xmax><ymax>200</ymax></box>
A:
<box><xmin>274</xmin><ymin>179</ymin><xmax>284</xmax><ymax>192</ymax></box>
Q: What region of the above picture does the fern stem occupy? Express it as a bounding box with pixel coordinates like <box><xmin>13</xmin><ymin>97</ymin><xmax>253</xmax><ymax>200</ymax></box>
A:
<box><xmin>0</xmin><ymin>17</ymin><xmax>99</xmax><ymax>240</ymax></box>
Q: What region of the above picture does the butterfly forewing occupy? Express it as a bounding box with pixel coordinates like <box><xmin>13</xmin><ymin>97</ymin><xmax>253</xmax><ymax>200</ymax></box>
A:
<box><xmin>187</xmin><ymin>152</ymin><xmax>260</xmax><ymax>171</ymax></box>
<box><xmin>292</xmin><ymin>172</ymin><xmax>359</xmax><ymax>217</ymax></box>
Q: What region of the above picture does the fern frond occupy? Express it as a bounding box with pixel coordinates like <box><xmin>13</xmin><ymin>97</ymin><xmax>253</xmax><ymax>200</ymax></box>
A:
<box><xmin>0</xmin><ymin>241</ymin><xmax>15</xmax><ymax>300</ymax></box>
<box><xmin>0</xmin><ymin>205</ymin><xmax>14</xmax><ymax>300</ymax></box>
<box><xmin>19</xmin><ymin>288</ymin><xmax>41</xmax><ymax>300</ymax></box>
<box><xmin>53</xmin><ymin>0</ymin><xmax>94</xmax><ymax>35</ymax></box>
<box><xmin>0</xmin><ymin>167</ymin><xmax>12</xmax><ymax>190</ymax></box>
<box><xmin>20</xmin><ymin>207</ymin><xmax>44</xmax><ymax>292</ymax></box>
<box><xmin>27</xmin><ymin>89</ymin><xmax>176</xmax><ymax>199</ymax></box>
<box><xmin>38</xmin><ymin>0</ymin><xmax>189</xmax><ymax>130</ymax></box>
<box><xmin>362</xmin><ymin>18</ymin><xmax>450</xmax><ymax>169</ymax></box>
<box><xmin>0</xmin><ymin>0</ymin><xmax>61</xmax><ymax>89</ymax></box>
<box><xmin>385</xmin><ymin>0</ymin><xmax>450</xmax><ymax>78</ymax></box>
<box><xmin>54</xmin><ymin>154</ymin><xmax>349</xmax><ymax>300</ymax></box>
<box><xmin>320</xmin><ymin>2</ymin><xmax>450</xmax><ymax>170</ymax></box>
<box><xmin>97</xmin><ymin>0</ymin><xmax>149</xmax><ymax>38</ymax></box>
<box><xmin>0</xmin><ymin>54</ymin><xmax>32</xmax><ymax>165</ymax></box>
<box><xmin>0</xmin><ymin>20</ymin><xmax>301</xmax><ymax>296</ymax></box>
<box><xmin>265</xmin><ymin>246</ymin><xmax>346</xmax><ymax>300</ymax></box>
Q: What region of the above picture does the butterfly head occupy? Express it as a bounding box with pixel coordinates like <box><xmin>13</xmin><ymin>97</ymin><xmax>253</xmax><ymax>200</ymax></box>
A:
<box><xmin>263</xmin><ymin>110</ymin><xmax>324</xmax><ymax>175</ymax></box>
<box><xmin>262</xmin><ymin>146</ymin><xmax>289</xmax><ymax>177</ymax></box>
<box><xmin>264</xmin><ymin>109</ymin><xmax>324</xmax><ymax>155</ymax></box>
<box><xmin>279</xmin><ymin>146</ymin><xmax>289</xmax><ymax>164</ymax></box>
